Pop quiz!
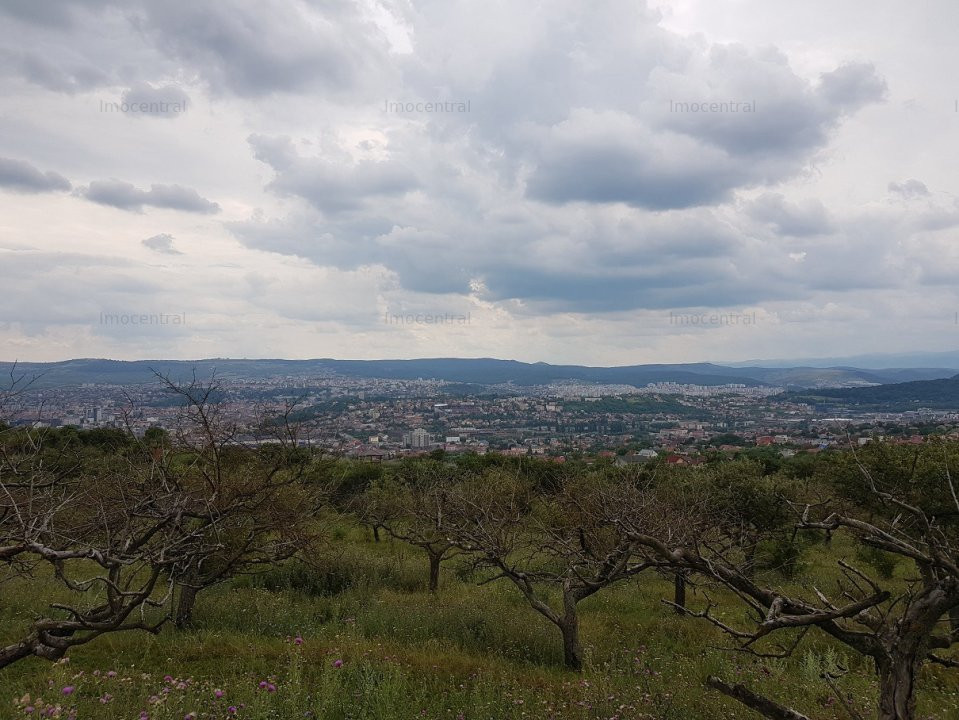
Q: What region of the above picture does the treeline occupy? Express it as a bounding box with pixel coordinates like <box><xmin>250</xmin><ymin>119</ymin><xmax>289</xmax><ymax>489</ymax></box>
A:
<box><xmin>784</xmin><ymin>373</ymin><xmax>959</xmax><ymax>410</ymax></box>
<box><xmin>3</xmin><ymin>377</ymin><xmax>959</xmax><ymax>720</ymax></box>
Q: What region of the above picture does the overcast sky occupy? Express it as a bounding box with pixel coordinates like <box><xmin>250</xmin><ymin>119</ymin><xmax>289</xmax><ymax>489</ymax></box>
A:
<box><xmin>0</xmin><ymin>0</ymin><xmax>957</xmax><ymax>365</ymax></box>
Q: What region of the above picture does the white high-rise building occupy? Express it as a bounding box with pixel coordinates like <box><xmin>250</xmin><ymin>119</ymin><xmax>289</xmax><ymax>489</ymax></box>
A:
<box><xmin>403</xmin><ymin>428</ymin><xmax>433</xmax><ymax>448</ymax></box>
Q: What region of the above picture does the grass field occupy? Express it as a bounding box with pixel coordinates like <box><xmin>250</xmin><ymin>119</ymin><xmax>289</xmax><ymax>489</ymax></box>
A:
<box><xmin>3</xmin><ymin>522</ymin><xmax>958</xmax><ymax>719</ymax></box>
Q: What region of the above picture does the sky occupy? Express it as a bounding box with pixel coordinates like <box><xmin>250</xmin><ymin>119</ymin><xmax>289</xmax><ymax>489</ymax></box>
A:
<box><xmin>0</xmin><ymin>0</ymin><xmax>957</xmax><ymax>366</ymax></box>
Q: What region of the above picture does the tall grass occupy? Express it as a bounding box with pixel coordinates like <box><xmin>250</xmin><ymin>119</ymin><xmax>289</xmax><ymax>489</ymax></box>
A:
<box><xmin>2</xmin><ymin>524</ymin><xmax>957</xmax><ymax>719</ymax></box>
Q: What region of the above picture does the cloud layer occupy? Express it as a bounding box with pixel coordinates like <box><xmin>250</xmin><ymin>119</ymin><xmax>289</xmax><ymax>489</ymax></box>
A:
<box><xmin>0</xmin><ymin>0</ymin><xmax>957</xmax><ymax>364</ymax></box>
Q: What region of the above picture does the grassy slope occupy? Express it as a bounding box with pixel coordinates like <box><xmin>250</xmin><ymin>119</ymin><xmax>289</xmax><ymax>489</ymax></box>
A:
<box><xmin>1</xmin><ymin>524</ymin><xmax>957</xmax><ymax>719</ymax></box>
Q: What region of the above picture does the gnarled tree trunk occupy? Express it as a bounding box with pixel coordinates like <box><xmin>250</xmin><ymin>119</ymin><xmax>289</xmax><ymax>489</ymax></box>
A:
<box><xmin>877</xmin><ymin>652</ymin><xmax>920</xmax><ymax>720</ymax></box>
<box><xmin>673</xmin><ymin>571</ymin><xmax>687</xmax><ymax>612</ymax></box>
<box><xmin>559</xmin><ymin>588</ymin><xmax>584</xmax><ymax>671</ymax></box>
<box><xmin>175</xmin><ymin>582</ymin><xmax>200</xmax><ymax>628</ymax></box>
<box><xmin>874</xmin><ymin>585</ymin><xmax>955</xmax><ymax>720</ymax></box>
<box><xmin>427</xmin><ymin>549</ymin><xmax>443</xmax><ymax>593</ymax></box>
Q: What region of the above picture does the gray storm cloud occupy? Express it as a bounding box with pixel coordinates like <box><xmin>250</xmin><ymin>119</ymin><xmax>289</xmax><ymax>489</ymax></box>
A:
<box><xmin>0</xmin><ymin>0</ymin><xmax>956</xmax><ymax>362</ymax></box>
<box><xmin>0</xmin><ymin>157</ymin><xmax>71</xmax><ymax>193</ymax></box>
<box><xmin>78</xmin><ymin>180</ymin><xmax>220</xmax><ymax>214</ymax></box>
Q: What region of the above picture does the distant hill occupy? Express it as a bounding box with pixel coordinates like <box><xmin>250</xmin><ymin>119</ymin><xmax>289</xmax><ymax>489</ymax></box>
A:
<box><xmin>784</xmin><ymin>374</ymin><xmax>959</xmax><ymax>410</ymax></box>
<box><xmin>729</xmin><ymin>349</ymin><xmax>959</xmax><ymax>370</ymax></box>
<box><xmin>1</xmin><ymin>357</ymin><xmax>958</xmax><ymax>391</ymax></box>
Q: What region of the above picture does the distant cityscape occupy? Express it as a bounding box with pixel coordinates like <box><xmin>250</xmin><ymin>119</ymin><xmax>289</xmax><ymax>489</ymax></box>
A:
<box><xmin>9</xmin><ymin>368</ymin><xmax>959</xmax><ymax>465</ymax></box>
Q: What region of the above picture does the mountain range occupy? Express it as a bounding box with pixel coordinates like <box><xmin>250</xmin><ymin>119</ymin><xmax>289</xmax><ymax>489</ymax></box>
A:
<box><xmin>2</xmin><ymin>356</ymin><xmax>958</xmax><ymax>390</ymax></box>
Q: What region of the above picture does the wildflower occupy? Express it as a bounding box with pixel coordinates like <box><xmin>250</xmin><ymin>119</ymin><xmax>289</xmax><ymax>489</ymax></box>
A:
<box><xmin>267</xmin><ymin>683</ymin><xmax>277</xmax><ymax>693</ymax></box>
<box><xmin>100</xmin><ymin>693</ymin><xmax>113</xmax><ymax>703</ymax></box>
<box><xmin>163</xmin><ymin>675</ymin><xmax>173</xmax><ymax>683</ymax></box>
<box><xmin>106</xmin><ymin>671</ymin><xmax>117</xmax><ymax>678</ymax></box>
<box><xmin>294</xmin><ymin>635</ymin><xmax>303</xmax><ymax>645</ymax></box>
<box><xmin>333</xmin><ymin>659</ymin><xmax>343</xmax><ymax>668</ymax></box>
<box><xmin>62</xmin><ymin>686</ymin><xmax>75</xmax><ymax>695</ymax></box>
<box><xmin>214</xmin><ymin>689</ymin><xmax>225</xmax><ymax>699</ymax></box>
<box><xmin>258</xmin><ymin>680</ymin><xmax>268</xmax><ymax>689</ymax></box>
<box><xmin>228</xmin><ymin>707</ymin><xmax>237</xmax><ymax>715</ymax></box>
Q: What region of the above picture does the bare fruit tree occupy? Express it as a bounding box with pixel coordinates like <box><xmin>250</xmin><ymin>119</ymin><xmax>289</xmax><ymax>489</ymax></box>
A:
<box><xmin>0</xmin><ymin>369</ymin><xmax>321</xmax><ymax>669</ymax></box>
<box><xmin>360</xmin><ymin>461</ymin><xmax>462</xmax><ymax>593</ymax></box>
<box><xmin>144</xmin><ymin>373</ymin><xmax>322</xmax><ymax>628</ymax></box>
<box><xmin>625</xmin><ymin>451</ymin><xmax>959</xmax><ymax>720</ymax></box>
<box><xmin>0</xmin><ymin>420</ymin><xmax>198</xmax><ymax>668</ymax></box>
<box><xmin>446</xmin><ymin>470</ymin><xmax>656</xmax><ymax>670</ymax></box>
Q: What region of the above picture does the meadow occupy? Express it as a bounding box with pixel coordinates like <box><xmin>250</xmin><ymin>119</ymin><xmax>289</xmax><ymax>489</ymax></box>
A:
<box><xmin>4</xmin><ymin>519</ymin><xmax>958</xmax><ymax>720</ymax></box>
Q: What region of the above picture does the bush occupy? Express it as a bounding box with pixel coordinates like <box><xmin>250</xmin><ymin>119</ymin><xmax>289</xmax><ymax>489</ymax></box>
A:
<box><xmin>237</xmin><ymin>549</ymin><xmax>426</xmax><ymax>598</ymax></box>
<box><xmin>240</xmin><ymin>559</ymin><xmax>354</xmax><ymax>597</ymax></box>
<box><xmin>757</xmin><ymin>536</ymin><xmax>808</xmax><ymax>579</ymax></box>
<box><xmin>856</xmin><ymin>544</ymin><xmax>900</xmax><ymax>580</ymax></box>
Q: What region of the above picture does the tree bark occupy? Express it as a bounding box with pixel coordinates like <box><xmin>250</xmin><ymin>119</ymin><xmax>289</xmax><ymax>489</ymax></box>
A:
<box><xmin>877</xmin><ymin>653</ymin><xmax>920</xmax><ymax>720</ymax></box>
<box><xmin>673</xmin><ymin>572</ymin><xmax>687</xmax><ymax>613</ymax></box>
<box><xmin>372</xmin><ymin>524</ymin><xmax>381</xmax><ymax>543</ymax></box>
<box><xmin>0</xmin><ymin>640</ymin><xmax>35</xmax><ymax>670</ymax></box>
<box><xmin>705</xmin><ymin>676</ymin><xmax>811</xmax><ymax>720</ymax></box>
<box><xmin>949</xmin><ymin>605</ymin><xmax>959</xmax><ymax>634</ymax></box>
<box><xmin>175</xmin><ymin>583</ymin><xmax>199</xmax><ymax>628</ymax></box>
<box><xmin>427</xmin><ymin>551</ymin><xmax>442</xmax><ymax>593</ymax></box>
<box><xmin>874</xmin><ymin>585</ymin><xmax>953</xmax><ymax>720</ymax></box>
<box><xmin>559</xmin><ymin>589</ymin><xmax>583</xmax><ymax>671</ymax></box>
<box><xmin>743</xmin><ymin>537</ymin><xmax>758</xmax><ymax>577</ymax></box>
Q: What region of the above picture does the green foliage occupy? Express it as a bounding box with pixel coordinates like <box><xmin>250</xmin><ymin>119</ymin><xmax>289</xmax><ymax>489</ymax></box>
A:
<box><xmin>3</xmin><ymin>530</ymin><xmax>954</xmax><ymax>720</ymax></box>
<box><xmin>6</xmin><ymin>439</ymin><xmax>959</xmax><ymax>718</ymax></box>
<box><xmin>325</xmin><ymin>459</ymin><xmax>385</xmax><ymax>506</ymax></box>
<box><xmin>817</xmin><ymin>440</ymin><xmax>959</xmax><ymax>526</ymax></box>
<box><xmin>856</xmin><ymin>544</ymin><xmax>901</xmax><ymax>580</ymax></box>
<box><xmin>143</xmin><ymin>425</ymin><xmax>169</xmax><ymax>447</ymax></box>
<box><xmin>710</xmin><ymin>432</ymin><xmax>747</xmax><ymax>446</ymax></box>
<box><xmin>801</xmin><ymin>646</ymin><xmax>851</xmax><ymax>685</ymax></box>
<box><xmin>706</xmin><ymin>458</ymin><xmax>793</xmax><ymax>531</ymax></box>
<box><xmin>240</xmin><ymin>559</ymin><xmax>354</xmax><ymax>597</ymax></box>
<box><xmin>757</xmin><ymin>536</ymin><xmax>809</xmax><ymax>579</ymax></box>
<box><xmin>732</xmin><ymin>446</ymin><xmax>785</xmax><ymax>475</ymax></box>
